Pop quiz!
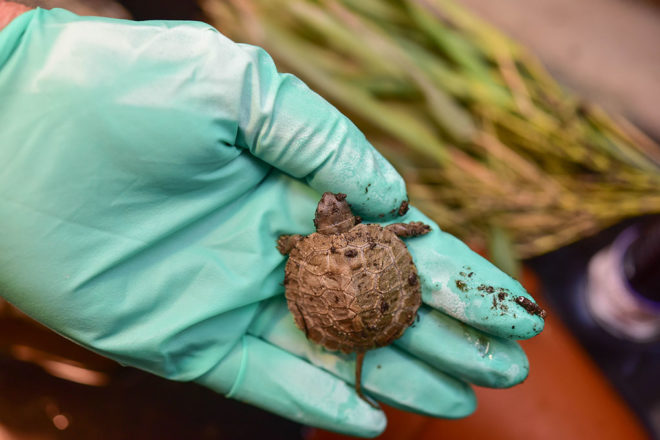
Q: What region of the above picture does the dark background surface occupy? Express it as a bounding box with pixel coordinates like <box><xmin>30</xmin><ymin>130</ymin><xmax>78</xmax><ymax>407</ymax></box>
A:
<box><xmin>116</xmin><ymin>0</ymin><xmax>201</xmax><ymax>21</ymax></box>
<box><xmin>528</xmin><ymin>217</ymin><xmax>660</xmax><ymax>439</ymax></box>
<box><xmin>0</xmin><ymin>354</ymin><xmax>305</xmax><ymax>439</ymax></box>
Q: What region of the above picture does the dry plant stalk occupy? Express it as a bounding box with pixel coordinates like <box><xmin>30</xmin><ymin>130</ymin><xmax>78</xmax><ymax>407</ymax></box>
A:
<box><xmin>201</xmin><ymin>0</ymin><xmax>660</xmax><ymax>268</ymax></box>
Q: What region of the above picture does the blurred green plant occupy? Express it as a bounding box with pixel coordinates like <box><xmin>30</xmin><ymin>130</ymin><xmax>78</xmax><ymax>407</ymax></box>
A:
<box><xmin>201</xmin><ymin>0</ymin><xmax>660</xmax><ymax>271</ymax></box>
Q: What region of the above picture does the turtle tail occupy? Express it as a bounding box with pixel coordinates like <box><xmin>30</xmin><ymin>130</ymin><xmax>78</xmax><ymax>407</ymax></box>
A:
<box><xmin>355</xmin><ymin>351</ymin><xmax>379</xmax><ymax>409</ymax></box>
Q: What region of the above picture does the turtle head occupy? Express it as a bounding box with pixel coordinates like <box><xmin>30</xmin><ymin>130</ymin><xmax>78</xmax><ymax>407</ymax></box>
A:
<box><xmin>314</xmin><ymin>192</ymin><xmax>360</xmax><ymax>235</ymax></box>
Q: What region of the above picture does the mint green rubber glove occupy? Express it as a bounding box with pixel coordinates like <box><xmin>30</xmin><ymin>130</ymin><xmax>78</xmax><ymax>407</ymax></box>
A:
<box><xmin>0</xmin><ymin>8</ymin><xmax>544</xmax><ymax>437</ymax></box>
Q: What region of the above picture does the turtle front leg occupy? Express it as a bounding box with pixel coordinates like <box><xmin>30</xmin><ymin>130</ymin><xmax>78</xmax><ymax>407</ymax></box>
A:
<box><xmin>277</xmin><ymin>234</ymin><xmax>304</xmax><ymax>255</ymax></box>
<box><xmin>385</xmin><ymin>221</ymin><xmax>431</xmax><ymax>238</ymax></box>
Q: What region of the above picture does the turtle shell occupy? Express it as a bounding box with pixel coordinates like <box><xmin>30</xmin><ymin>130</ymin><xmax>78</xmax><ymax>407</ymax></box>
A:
<box><xmin>283</xmin><ymin>223</ymin><xmax>422</xmax><ymax>353</ymax></box>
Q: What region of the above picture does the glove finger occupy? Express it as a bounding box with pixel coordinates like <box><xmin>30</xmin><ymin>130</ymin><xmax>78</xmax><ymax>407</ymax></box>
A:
<box><xmin>229</xmin><ymin>43</ymin><xmax>407</xmax><ymax>219</ymax></box>
<box><xmin>196</xmin><ymin>335</ymin><xmax>386</xmax><ymax>438</ymax></box>
<box><xmin>394</xmin><ymin>306</ymin><xmax>529</xmax><ymax>388</ymax></box>
<box><xmin>5</xmin><ymin>10</ymin><xmax>406</xmax><ymax>220</ymax></box>
<box><xmin>392</xmin><ymin>207</ymin><xmax>546</xmax><ymax>340</ymax></box>
<box><xmin>249</xmin><ymin>297</ymin><xmax>476</xmax><ymax>418</ymax></box>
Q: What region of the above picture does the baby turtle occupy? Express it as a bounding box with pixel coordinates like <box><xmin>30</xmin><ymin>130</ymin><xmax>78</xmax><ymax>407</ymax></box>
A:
<box><xmin>277</xmin><ymin>192</ymin><xmax>430</xmax><ymax>406</ymax></box>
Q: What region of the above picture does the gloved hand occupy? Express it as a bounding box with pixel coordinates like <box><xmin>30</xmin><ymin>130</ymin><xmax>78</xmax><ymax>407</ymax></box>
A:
<box><xmin>0</xmin><ymin>8</ymin><xmax>544</xmax><ymax>437</ymax></box>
